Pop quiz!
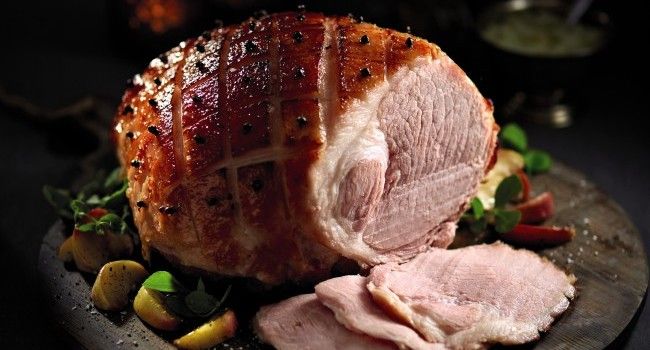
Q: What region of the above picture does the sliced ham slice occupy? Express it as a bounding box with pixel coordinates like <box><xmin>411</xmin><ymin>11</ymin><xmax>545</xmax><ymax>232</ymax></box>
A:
<box><xmin>254</xmin><ymin>294</ymin><xmax>395</xmax><ymax>350</ymax></box>
<box><xmin>315</xmin><ymin>275</ymin><xmax>444</xmax><ymax>350</ymax></box>
<box><xmin>367</xmin><ymin>242</ymin><xmax>576</xmax><ymax>349</ymax></box>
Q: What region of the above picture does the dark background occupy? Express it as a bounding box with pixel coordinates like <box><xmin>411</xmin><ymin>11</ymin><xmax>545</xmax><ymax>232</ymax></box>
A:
<box><xmin>0</xmin><ymin>0</ymin><xmax>647</xmax><ymax>348</ymax></box>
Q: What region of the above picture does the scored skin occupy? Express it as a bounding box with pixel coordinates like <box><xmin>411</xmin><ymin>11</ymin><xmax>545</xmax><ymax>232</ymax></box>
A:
<box><xmin>113</xmin><ymin>12</ymin><xmax>495</xmax><ymax>284</ymax></box>
<box><xmin>115</xmin><ymin>12</ymin><xmax>338</xmax><ymax>283</ymax></box>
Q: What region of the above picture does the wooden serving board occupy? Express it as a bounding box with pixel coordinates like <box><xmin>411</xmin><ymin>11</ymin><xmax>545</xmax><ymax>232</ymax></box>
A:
<box><xmin>38</xmin><ymin>163</ymin><xmax>648</xmax><ymax>349</ymax></box>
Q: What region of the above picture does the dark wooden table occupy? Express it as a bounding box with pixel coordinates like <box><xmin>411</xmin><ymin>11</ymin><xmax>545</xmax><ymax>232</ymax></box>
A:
<box><xmin>1</xmin><ymin>1</ymin><xmax>648</xmax><ymax>349</ymax></box>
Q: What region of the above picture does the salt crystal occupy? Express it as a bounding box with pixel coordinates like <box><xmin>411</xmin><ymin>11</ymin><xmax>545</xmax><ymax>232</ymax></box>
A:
<box><xmin>116</xmin><ymin>339</ymin><xmax>124</xmax><ymax>345</ymax></box>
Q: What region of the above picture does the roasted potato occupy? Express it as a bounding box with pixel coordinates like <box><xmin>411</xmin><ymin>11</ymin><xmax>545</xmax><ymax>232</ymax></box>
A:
<box><xmin>91</xmin><ymin>260</ymin><xmax>148</xmax><ymax>311</ymax></box>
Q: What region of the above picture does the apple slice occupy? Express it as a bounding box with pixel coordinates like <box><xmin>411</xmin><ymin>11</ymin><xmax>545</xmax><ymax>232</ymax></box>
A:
<box><xmin>133</xmin><ymin>286</ymin><xmax>181</xmax><ymax>331</ymax></box>
<box><xmin>515</xmin><ymin>192</ymin><xmax>554</xmax><ymax>224</ymax></box>
<box><xmin>501</xmin><ymin>224</ymin><xmax>575</xmax><ymax>246</ymax></box>
<box><xmin>91</xmin><ymin>260</ymin><xmax>149</xmax><ymax>311</ymax></box>
<box><xmin>173</xmin><ymin>310</ymin><xmax>237</xmax><ymax>349</ymax></box>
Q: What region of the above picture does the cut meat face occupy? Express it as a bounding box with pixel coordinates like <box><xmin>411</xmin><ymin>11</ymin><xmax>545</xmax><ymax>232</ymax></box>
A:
<box><xmin>367</xmin><ymin>242</ymin><xmax>576</xmax><ymax>349</ymax></box>
<box><xmin>313</xmin><ymin>55</ymin><xmax>497</xmax><ymax>266</ymax></box>
<box><xmin>315</xmin><ymin>275</ymin><xmax>444</xmax><ymax>350</ymax></box>
<box><xmin>113</xmin><ymin>11</ymin><xmax>498</xmax><ymax>283</ymax></box>
<box><xmin>253</xmin><ymin>294</ymin><xmax>395</xmax><ymax>350</ymax></box>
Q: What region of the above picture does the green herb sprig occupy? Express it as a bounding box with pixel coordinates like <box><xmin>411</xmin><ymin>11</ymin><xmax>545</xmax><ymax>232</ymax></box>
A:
<box><xmin>463</xmin><ymin>175</ymin><xmax>523</xmax><ymax>234</ymax></box>
<box><xmin>43</xmin><ymin>167</ymin><xmax>132</xmax><ymax>235</ymax></box>
<box><xmin>142</xmin><ymin>271</ymin><xmax>231</xmax><ymax>319</ymax></box>
<box><xmin>499</xmin><ymin>123</ymin><xmax>552</xmax><ymax>174</ymax></box>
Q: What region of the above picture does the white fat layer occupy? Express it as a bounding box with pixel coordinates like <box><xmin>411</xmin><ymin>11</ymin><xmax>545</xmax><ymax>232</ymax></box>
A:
<box><xmin>311</xmin><ymin>79</ymin><xmax>391</xmax><ymax>262</ymax></box>
<box><xmin>310</xmin><ymin>57</ymin><xmax>438</xmax><ymax>263</ymax></box>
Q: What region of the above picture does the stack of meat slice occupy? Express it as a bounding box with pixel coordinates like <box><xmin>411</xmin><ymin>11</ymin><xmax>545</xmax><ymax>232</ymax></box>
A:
<box><xmin>254</xmin><ymin>242</ymin><xmax>575</xmax><ymax>350</ymax></box>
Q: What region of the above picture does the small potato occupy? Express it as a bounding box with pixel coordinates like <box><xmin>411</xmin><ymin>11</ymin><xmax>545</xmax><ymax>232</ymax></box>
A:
<box><xmin>173</xmin><ymin>310</ymin><xmax>237</xmax><ymax>350</ymax></box>
<box><xmin>107</xmin><ymin>231</ymin><xmax>134</xmax><ymax>257</ymax></box>
<box><xmin>59</xmin><ymin>229</ymin><xmax>134</xmax><ymax>274</ymax></box>
<box><xmin>72</xmin><ymin>229</ymin><xmax>110</xmax><ymax>273</ymax></box>
<box><xmin>133</xmin><ymin>286</ymin><xmax>181</xmax><ymax>331</ymax></box>
<box><xmin>91</xmin><ymin>260</ymin><xmax>149</xmax><ymax>311</ymax></box>
<box><xmin>58</xmin><ymin>235</ymin><xmax>75</xmax><ymax>262</ymax></box>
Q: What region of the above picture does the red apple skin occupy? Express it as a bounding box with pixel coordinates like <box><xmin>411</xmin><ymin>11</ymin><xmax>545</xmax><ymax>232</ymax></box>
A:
<box><xmin>516</xmin><ymin>192</ymin><xmax>555</xmax><ymax>224</ymax></box>
<box><xmin>501</xmin><ymin>224</ymin><xmax>575</xmax><ymax>247</ymax></box>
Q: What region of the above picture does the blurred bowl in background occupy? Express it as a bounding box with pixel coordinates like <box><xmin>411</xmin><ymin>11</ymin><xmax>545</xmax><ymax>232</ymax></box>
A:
<box><xmin>476</xmin><ymin>0</ymin><xmax>612</xmax><ymax>127</ymax></box>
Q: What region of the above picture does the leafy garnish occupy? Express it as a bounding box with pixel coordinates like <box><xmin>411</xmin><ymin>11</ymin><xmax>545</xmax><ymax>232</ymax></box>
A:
<box><xmin>143</xmin><ymin>272</ymin><xmax>231</xmax><ymax>319</ymax></box>
<box><xmin>498</xmin><ymin>123</ymin><xmax>552</xmax><ymax>174</ymax></box>
<box><xmin>43</xmin><ymin>167</ymin><xmax>131</xmax><ymax>235</ymax></box>
<box><xmin>494</xmin><ymin>209</ymin><xmax>522</xmax><ymax>233</ymax></box>
<box><xmin>494</xmin><ymin>175</ymin><xmax>523</xmax><ymax>208</ymax></box>
<box><xmin>142</xmin><ymin>271</ymin><xmax>186</xmax><ymax>293</ymax></box>
<box><xmin>470</xmin><ymin>198</ymin><xmax>484</xmax><ymax>220</ymax></box>
<box><xmin>524</xmin><ymin>149</ymin><xmax>552</xmax><ymax>174</ymax></box>
<box><xmin>463</xmin><ymin>175</ymin><xmax>523</xmax><ymax>234</ymax></box>
<box><xmin>499</xmin><ymin>123</ymin><xmax>528</xmax><ymax>153</ymax></box>
<box><xmin>83</xmin><ymin>213</ymin><xmax>124</xmax><ymax>235</ymax></box>
<box><xmin>185</xmin><ymin>290</ymin><xmax>218</xmax><ymax>316</ymax></box>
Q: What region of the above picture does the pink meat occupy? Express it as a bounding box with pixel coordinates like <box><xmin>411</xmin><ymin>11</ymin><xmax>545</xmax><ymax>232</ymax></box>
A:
<box><xmin>367</xmin><ymin>242</ymin><xmax>576</xmax><ymax>349</ymax></box>
<box><xmin>253</xmin><ymin>294</ymin><xmax>395</xmax><ymax>350</ymax></box>
<box><xmin>315</xmin><ymin>275</ymin><xmax>444</xmax><ymax>350</ymax></box>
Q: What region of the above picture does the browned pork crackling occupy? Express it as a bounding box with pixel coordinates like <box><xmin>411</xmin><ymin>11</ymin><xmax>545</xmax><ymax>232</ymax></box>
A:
<box><xmin>113</xmin><ymin>12</ymin><xmax>498</xmax><ymax>284</ymax></box>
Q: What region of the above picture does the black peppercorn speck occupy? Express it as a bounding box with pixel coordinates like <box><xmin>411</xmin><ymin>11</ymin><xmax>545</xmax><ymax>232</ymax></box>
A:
<box><xmin>242</xmin><ymin>122</ymin><xmax>253</xmax><ymax>134</ymax></box>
